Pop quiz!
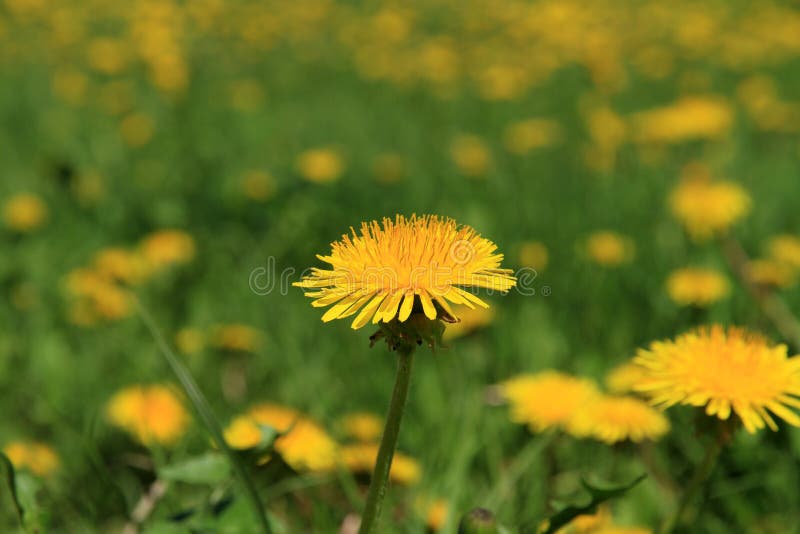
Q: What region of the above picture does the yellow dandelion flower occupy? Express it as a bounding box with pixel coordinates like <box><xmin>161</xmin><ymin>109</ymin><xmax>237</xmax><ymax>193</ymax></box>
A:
<box><xmin>3</xmin><ymin>193</ymin><xmax>47</xmax><ymax>232</ymax></box>
<box><xmin>139</xmin><ymin>229</ymin><xmax>196</xmax><ymax>269</ymax></box>
<box><xmin>668</xmin><ymin>173</ymin><xmax>750</xmax><ymax>241</ymax></box>
<box><xmin>556</xmin><ymin>506</ymin><xmax>611</xmax><ymax>533</ymax></box>
<box><xmin>211</xmin><ymin>323</ymin><xmax>263</xmax><ymax>352</ymax></box>
<box><xmin>570</xmin><ymin>395</ymin><xmax>670</xmax><ymax>444</ymax></box>
<box><xmin>106</xmin><ymin>385</ymin><xmax>190</xmax><ymax>446</ymax></box>
<box><xmin>339</xmin><ymin>442</ymin><xmax>421</xmax><ymax>485</ymax></box>
<box><xmin>87</xmin><ymin>37</ymin><xmax>128</xmax><ymax>75</ymax></box>
<box><xmin>371</xmin><ymin>152</ymin><xmax>405</xmax><ymax>184</ymax></box>
<box><xmin>634</xmin><ymin>326</ymin><xmax>800</xmax><ymax>434</ymax></box>
<box><xmin>767</xmin><ymin>235</ymin><xmax>800</xmax><ymax>269</ymax></box>
<box><xmin>503</xmin><ymin>119</ymin><xmax>562</xmax><ymax>155</ymax></box>
<box><xmin>442</xmin><ymin>306</ymin><xmax>495</xmax><ymax>341</ymax></box>
<box><xmin>241</xmin><ymin>170</ymin><xmax>275</xmax><ymax>201</ymax></box>
<box><xmin>747</xmin><ymin>259</ymin><xmax>796</xmax><ymax>289</ymax></box>
<box><xmin>296</xmin><ymin>147</ymin><xmax>344</xmax><ymax>183</ymax></box>
<box><xmin>338</xmin><ymin>412</ymin><xmax>383</xmax><ymax>442</ymax></box>
<box><xmin>293</xmin><ymin>215</ymin><xmax>515</xmax><ymax>330</ymax></box>
<box><xmin>224</xmin><ymin>403</ymin><xmax>338</xmax><ymax>473</ymax></box>
<box><xmin>500</xmin><ymin>372</ymin><xmax>600</xmax><ymax>433</ymax></box>
<box><xmin>605</xmin><ymin>362</ymin><xmax>648</xmax><ymax>394</ymax></box>
<box><xmin>3</xmin><ymin>441</ymin><xmax>59</xmax><ymax>477</ymax></box>
<box><xmin>450</xmin><ymin>135</ymin><xmax>491</xmax><ymax>177</ymax></box>
<box><xmin>585</xmin><ymin>231</ymin><xmax>634</xmax><ymax>267</ymax></box>
<box><xmin>175</xmin><ymin>327</ymin><xmax>205</xmax><ymax>355</ymax></box>
<box><xmin>93</xmin><ymin>247</ymin><xmax>148</xmax><ymax>285</ymax></box>
<box><xmin>666</xmin><ymin>267</ymin><xmax>730</xmax><ymax>307</ymax></box>
<box><xmin>119</xmin><ymin>113</ymin><xmax>155</xmax><ymax>148</ymax></box>
<box><xmin>517</xmin><ymin>241</ymin><xmax>549</xmax><ymax>271</ymax></box>
<box><xmin>423</xmin><ymin>498</ymin><xmax>450</xmax><ymax>531</ymax></box>
<box><xmin>630</xmin><ymin>96</ymin><xmax>733</xmax><ymax>144</ymax></box>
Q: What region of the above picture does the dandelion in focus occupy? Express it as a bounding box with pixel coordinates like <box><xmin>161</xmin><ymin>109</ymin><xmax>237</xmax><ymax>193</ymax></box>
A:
<box><xmin>500</xmin><ymin>372</ymin><xmax>599</xmax><ymax>433</ymax></box>
<box><xmin>224</xmin><ymin>403</ymin><xmax>338</xmax><ymax>472</ymax></box>
<box><xmin>294</xmin><ymin>214</ymin><xmax>515</xmax><ymax>330</ymax></box>
<box><xmin>666</xmin><ymin>267</ymin><xmax>730</xmax><ymax>307</ymax></box>
<box><xmin>3</xmin><ymin>441</ymin><xmax>59</xmax><ymax>477</ymax></box>
<box><xmin>297</xmin><ymin>147</ymin><xmax>344</xmax><ymax>183</ymax></box>
<box><xmin>585</xmin><ymin>231</ymin><xmax>634</xmax><ymax>267</ymax></box>
<box><xmin>634</xmin><ymin>326</ymin><xmax>800</xmax><ymax>433</ymax></box>
<box><xmin>106</xmin><ymin>385</ymin><xmax>190</xmax><ymax>446</ymax></box>
<box><xmin>3</xmin><ymin>193</ymin><xmax>47</xmax><ymax>233</ymax></box>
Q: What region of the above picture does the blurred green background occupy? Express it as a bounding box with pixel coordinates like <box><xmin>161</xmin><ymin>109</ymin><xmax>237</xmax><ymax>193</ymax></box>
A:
<box><xmin>2</xmin><ymin>0</ymin><xmax>800</xmax><ymax>532</ymax></box>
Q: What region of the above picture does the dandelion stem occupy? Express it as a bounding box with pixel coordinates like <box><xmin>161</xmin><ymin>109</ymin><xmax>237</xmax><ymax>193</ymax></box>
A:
<box><xmin>134</xmin><ymin>299</ymin><xmax>272</xmax><ymax>534</ymax></box>
<box><xmin>358</xmin><ymin>346</ymin><xmax>415</xmax><ymax>534</ymax></box>
<box><xmin>659</xmin><ymin>433</ymin><xmax>725</xmax><ymax>534</ymax></box>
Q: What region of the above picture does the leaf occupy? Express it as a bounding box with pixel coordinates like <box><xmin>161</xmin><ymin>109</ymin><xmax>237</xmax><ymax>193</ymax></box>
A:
<box><xmin>159</xmin><ymin>452</ymin><xmax>231</xmax><ymax>485</ymax></box>
<box><xmin>0</xmin><ymin>452</ymin><xmax>24</xmax><ymax>526</ymax></box>
<box><xmin>532</xmin><ymin>474</ymin><xmax>647</xmax><ymax>534</ymax></box>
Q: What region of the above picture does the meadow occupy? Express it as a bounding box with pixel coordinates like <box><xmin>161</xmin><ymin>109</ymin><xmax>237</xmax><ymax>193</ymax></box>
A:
<box><xmin>3</xmin><ymin>1</ymin><xmax>800</xmax><ymax>532</ymax></box>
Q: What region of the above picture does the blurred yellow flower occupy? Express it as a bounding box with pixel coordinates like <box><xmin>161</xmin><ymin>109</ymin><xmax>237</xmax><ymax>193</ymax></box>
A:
<box><xmin>605</xmin><ymin>362</ymin><xmax>647</xmax><ymax>394</ymax></box>
<box><xmin>442</xmin><ymin>306</ymin><xmax>495</xmax><ymax>341</ymax></box>
<box><xmin>139</xmin><ymin>229</ymin><xmax>196</xmax><ymax>269</ymax></box>
<box><xmin>211</xmin><ymin>323</ymin><xmax>263</xmax><ymax>352</ymax></box>
<box><xmin>87</xmin><ymin>37</ymin><xmax>128</xmax><ymax>74</ymax></box>
<box><xmin>570</xmin><ymin>395</ymin><xmax>670</xmax><ymax>444</ymax></box>
<box><xmin>767</xmin><ymin>235</ymin><xmax>800</xmax><ymax>269</ymax></box>
<box><xmin>556</xmin><ymin>506</ymin><xmax>611</xmax><ymax>533</ymax></box>
<box><xmin>450</xmin><ymin>135</ymin><xmax>491</xmax><ymax>177</ymax></box>
<box><xmin>371</xmin><ymin>152</ymin><xmax>405</xmax><ymax>184</ymax></box>
<box><xmin>3</xmin><ymin>193</ymin><xmax>47</xmax><ymax>232</ymax></box>
<box><xmin>71</xmin><ymin>170</ymin><xmax>106</xmax><ymax>206</ymax></box>
<box><xmin>500</xmin><ymin>372</ymin><xmax>599</xmax><ymax>433</ymax></box>
<box><xmin>423</xmin><ymin>498</ymin><xmax>450</xmax><ymax>531</ymax></box>
<box><xmin>666</xmin><ymin>267</ymin><xmax>730</xmax><ymax>307</ymax></box>
<box><xmin>585</xmin><ymin>231</ymin><xmax>634</xmax><ymax>267</ymax></box>
<box><xmin>294</xmin><ymin>215</ymin><xmax>515</xmax><ymax>329</ymax></box>
<box><xmin>517</xmin><ymin>241</ymin><xmax>549</xmax><ymax>271</ymax></box>
<box><xmin>241</xmin><ymin>170</ymin><xmax>275</xmax><ymax>201</ymax></box>
<box><xmin>339</xmin><ymin>442</ymin><xmax>421</xmax><ymax>485</ymax></box>
<box><xmin>747</xmin><ymin>259</ymin><xmax>796</xmax><ymax>289</ymax></box>
<box><xmin>503</xmin><ymin>119</ymin><xmax>562</xmax><ymax>155</ymax></box>
<box><xmin>93</xmin><ymin>247</ymin><xmax>148</xmax><ymax>285</ymax></box>
<box><xmin>668</xmin><ymin>170</ymin><xmax>750</xmax><ymax>241</ymax></box>
<box><xmin>119</xmin><ymin>113</ymin><xmax>155</xmax><ymax>148</ymax></box>
<box><xmin>3</xmin><ymin>441</ymin><xmax>59</xmax><ymax>477</ymax></box>
<box><xmin>338</xmin><ymin>412</ymin><xmax>383</xmax><ymax>442</ymax></box>
<box><xmin>175</xmin><ymin>327</ymin><xmax>205</xmax><ymax>355</ymax></box>
<box><xmin>634</xmin><ymin>326</ymin><xmax>800</xmax><ymax>434</ymax></box>
<box><xmin>630</xmin><ymin>96</ymin><xmax>733</xmax><ymax>144</ymax></box>
<box><xmin>296</xmin><ymin>147</ymin><xmax>344</xmax><ymax>183</ymax></box>
<box><xmin>224</xmin><ymin>403</ymin><xmax>338</xmax><ymax>472</ymax></box>
<box><xmin>107</xmin><ymin>385</ymin><xmax>190</xmax><ymax>446</ymax></box>
<box><xmin>65</xmin><ymin>267</ymin><xmax>133</xmax><ymax>321</ymax></box>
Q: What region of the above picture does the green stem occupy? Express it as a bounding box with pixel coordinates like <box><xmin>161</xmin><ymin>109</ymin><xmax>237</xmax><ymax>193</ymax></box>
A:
<box><xmin>358</xmin><ymin>346</ymin><xmax>415</xmax><ymax>534</ymax></box>
<box><xmin>659</xmin><ymin>435</ymin><xmax>725</xmax><ymax>534</ymax></box>
<box><xmin>134</xmin><ymin>299</ymin><xmax>272</xmax><ymax>534</ymax></box>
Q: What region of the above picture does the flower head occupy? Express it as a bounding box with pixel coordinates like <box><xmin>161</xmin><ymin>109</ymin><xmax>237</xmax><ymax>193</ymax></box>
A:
<box><xmin>570</xmin><ymin>395</ymin><xmax>670</xmax><ymax>444</ymax></box>
<box><xmin>339</xmin><ymin>442</ymin><xmax>421</xmax><ymax>485</ymax></box>
<box><xmin>3</xmin><ymin>441</ymin><xmax>59</xmax><ymax>477</ymax></box>
<box><xmin>584</xmin><ymin>231</ymin><xmax>634</xmax><ymax>267</ymax></box>
<box><xmin>633</xmin><ymin>326</ymin><xmax>800</xmax><ymax>433</ymax></box>
<box><xmin>107</xmin><ymin>385</ymin><xmax>190</xmax><ymax>446</ymax></box>
<box><xmin>668</xmin><ymin>172</ymin><xmax>750</xmax><ymax>241</ymax></box>
<box><xmin>666</xmin><ymin>267</ymin><xmax>730</xmax><ymax>307</ymax></box>
<box><xmin>296</xmin><ymin>147</ymin><xmax>344</xmax><ymax>183</ymax></box>
<box><xmin>3</xmin><ymin>193</ymin><xmax>47</xmax><ymax>232</ymax></box>
<box><xmin>450</xmin><ymin>135</ymin><xmax>492</xmax><ymax>177</ymax></box>
<box><xmin>500</xmin><ymin>372</ymin><xmax>599</xmax><ymax>433</ymax></box>
<box><xmin>747</xmin><ymin>259</ymin><xmax>796</xmax><ymax>289</ymax></box>
<box><xmin>294</xmin><ymin>215</ymin><xmax>515</xmax><ymax>330</ymax></box>
<box><xmin>338</xmin><ymin>412</ymin><xmax>383</xmax><ymax>442</ymax></box>
<box><xmin>139</xmin><ymin>229</ymin><xmax>196</xmax><ymax>269</ymax></box>
<box><xmin>768</xmin><ymin>235</ymin><xmax>800</xmax><ymax>269</ymax></box>
<box><xmin>224</xmin><ymin>403</ymin><xmax>338</xmax><ymax>472</ymax></box>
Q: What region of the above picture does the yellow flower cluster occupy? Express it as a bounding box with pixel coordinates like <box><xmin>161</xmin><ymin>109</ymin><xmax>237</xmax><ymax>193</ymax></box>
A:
<box><xmin>3</xmin><ymin>441</ymin><xmax>60</xmax><ymax>477</ymax></box>
<box><xmin>666</xmin><ymin>267</ymin><xmax>730</xmax><ymax>307</ymax></box>
<box><xmin>500</xmin><ymin>371</ymin><xmax>668</xmax><ymax>444</ymax></box>
<box><xmin>3</xmin><ymin>193</ymin><xmax>47</xmax><ymax>233</ymax></box>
